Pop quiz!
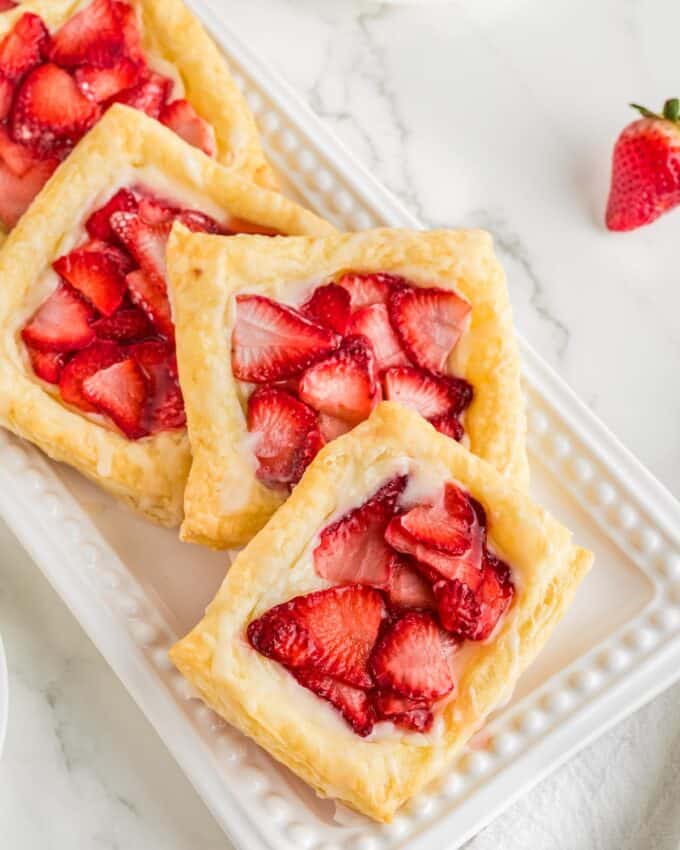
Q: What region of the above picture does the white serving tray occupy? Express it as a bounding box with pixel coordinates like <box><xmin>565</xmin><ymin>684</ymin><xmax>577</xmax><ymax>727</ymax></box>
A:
<box><xmin>1</xmin><ymin>4</ymin><xmax>680</xmax><ymax>848</ymax></box>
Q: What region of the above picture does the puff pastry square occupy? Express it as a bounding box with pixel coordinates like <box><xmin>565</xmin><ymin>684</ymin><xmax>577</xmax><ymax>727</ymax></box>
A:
<box><xmin>167</xmin><ymin>226</ymin><xmax>529</xmax><ymax>549</ymax></box>
<box><xmin>170</xmin><ymin>402</ymin><xmax>593</xmax><ymax>822</ymax></box>
<box><xmin>0</xmin><ymin>104</ymin><xmax>333</xmax><ymax>526</ymax></box>
<box><xmin>0</xmin><ymin>0</ymin><xmax>275</xmax><ymax>239</ymax></box>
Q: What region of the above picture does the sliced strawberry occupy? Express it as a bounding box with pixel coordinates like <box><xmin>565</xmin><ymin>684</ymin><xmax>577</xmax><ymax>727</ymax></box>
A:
<box><xmin>111</xmin><ymin>1</ymin><xmax>144</xmax><ymax>64</ymax></box>
<box><xmin>85</xmin><ymin>187</ymin><xmax>138</xmax><ymax>242</ymax></box>
<box><xmin>0</xmin><ymin>123</ymin><xmax>43</xmax><ymax>176</ymax></box>
<box><xmin>337</xmin><ymin>271</ymin><xmax>397</xmax><ymax>309</ymax></box>
<box><xmin>129</xmin><ymin>339</ymin><xmax>185</xmax><ymax>433</ymax></box>
<box><xmin>293</xmin><ymin>669</ymin><xmax>374</xmax><ymax>737</ymax></box>
<box><xmin>82</xmin><ymin>357</ymin><xmax>148</xmax><ymax>439</ymax></box>
<box><xmin>373</xmin><ymin>691</ymin><xmax>433</xmax><ymax>733</ymax></box>
<box><xmin>78</xmin><ymin>237</ymin><xmax>134</xmax><ymax>271</ymax></box>
<box><xmin>298</xmin><ymin>335</ymin><xmax>379</xmax><ymax>425</ymax></box>
<box><xmin>301</xmin><ymin>283</ymin><xmax>351</xmax><ymax>335</ymax></box>
<box><xmin>247</xmin><ymin>584</ymin><xmax>385</xmax><ymax>688</ymax></box>
<box><xmin>347</xmin><ymin>303</ymin><xmax>410</xmax><ymax>371</ymax></box>
<box><xmin>111</xmin><ymin>209</ymin><xmax>169</xmax><ymax>281</ymax></box>
<box><xmin>75</xmin><ymin>57</ymin><xmax>140</xmax><ymax>103</ymax></box>
<box><xmin>26</xmin><ymin>345</ymin><xmax>65</xmax><ymax>384</ymax></box>
<box><xmin>159</xmin><ymin>98</ymin><xmax>216</xmax><ymax>157</ymax></box>
<box><xmin>0</xmin><ymin>155</ymin><xmax>58</xmax><ymax>227</ymax></box>
<box><xmin>125</xmin><ymin>269</ymin><xmax>173</xmax><ymax>340</ymax></box>
<box><xmin>433</xmin><ymin>579</ymin><xmax>479</xmax><ymax>637</ymax></box>
<box><xmin>58</xmin><ymin>340</ymin><xmax>123</xmax><ymax>411</ymax></box>
<box><xmin>232</xmin><ymin>294</ymin><xmax>339</xmax><ymax>383</ymax></box>
<box><xmin>53</xmin><ymin>245</ymin><xmax>127</xmax><ymax>316</ymax></box>
<box><xmin>385</xmin><ymin>482</ymin><xmax>484</xmax><ymax>586</ymax></box>
<box><xmin>469</xmin><ymin>551</ymin><xmax>514</xmax><ymax>641</ymax></box>
<box><xmin>246</xmin><ymin>386</ymin><xmax>323</xmax><ymax>487</ymax></box>
<box><xmin>388</xmin><ymin>285</ymin><xmax>471</xmax><ymax>373</ymax></box>
<box><xmin>0</xmin><ymin>73</ymin><xmax>14</xmax><ymax>121</ymax></box>
<box><xmin>48</xmin><ymin>0</ymin><xmax>124</xmax><ymax>69</ymax></box>
<box><xmin>383</xmin><ymin>366</ymin><xmax>472</xmax><ymax>419</ymax></box>
<box><xmin>176</xmin><ymin>208</ymin><xmax>223</xmax><ymax>234</ymax></box>
<box><xmin>0</xmin><ymin>13</ymin><xmax>49</xmax><ymax>82</ymax></box>
<box><xmin>11</xmin><ymin>63</ymin><xmax>100</xmax><ymax>154</ymax></box>
<box><xmin>430</xmin><ymin>412</ymin><xmax>464</xmax><ymax>441</ymax></box>
<box><xmin>386</xmin><ymin>556</ymin><xmax>436</xmax><ymax>611</ymax></box>
<box><xmin>313</xmin><ymin>476</ymin><xmax>407</xmax><ymax>588</ymax></box>
<box><xmin>22</xmin><ymin>284</ymin><xmax>95</xmax><ymax>352</ymax></box>
<box><xmin>93</xmin><ymin>306</ymin><xmax>154</xmax><ymax>342</ymax></box>
<box><xmin>0</xmin><ymin>1</ymin><xmax>18</xmax><ymax>12</ymax></box>
<box><xmin>370</xmin><ymin>611</ymin><xmax>454</xmax><ymax>701</ymax></box>
<box><xmin>114</xmin><ymin>69</ymin><xmax>171</xmax><ymax>119</ymax></box>
<box><xmin>318</xmin><ymin>412</ymin><xmax>352</xmax><ymax>442</ymax></box>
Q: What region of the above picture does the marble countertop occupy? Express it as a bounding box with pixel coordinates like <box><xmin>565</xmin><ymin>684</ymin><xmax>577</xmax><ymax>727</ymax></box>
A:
<box><xmin>1</xmin><ymin>0</ymin><xmax>680</xmax><ymax>847</ymax></box>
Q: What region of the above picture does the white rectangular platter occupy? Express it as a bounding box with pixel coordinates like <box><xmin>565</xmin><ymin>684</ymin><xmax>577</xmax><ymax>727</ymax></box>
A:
<box><xmin>1</xmin><ymin>3</ymin><xmax>680</xmax><ymax>849</ymax></box>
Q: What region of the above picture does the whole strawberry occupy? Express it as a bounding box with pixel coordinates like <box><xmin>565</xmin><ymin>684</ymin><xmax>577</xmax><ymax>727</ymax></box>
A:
<box><xmin>606</xmin><ymin>98</ymin><xmax>680</xmax><ymax>231</ymax></box>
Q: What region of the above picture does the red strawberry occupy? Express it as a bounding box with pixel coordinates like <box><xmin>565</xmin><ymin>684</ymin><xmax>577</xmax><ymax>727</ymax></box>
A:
<box><xmin>110</xmin><ymin>209</ymin><xmax>169</xmax><ymax>281</ymax></box>
<box><xmin>385</xmin><ymin>482</ymin><xmax>484</xmax><ymax>585</ymax></box>
<box><xmin>22</xmin><ymin>284</ymin><xmax>95</xmax><ymax>352</ymax></box>
<box><xmin>386</xmin><ymin>557</ymin><xmax>436</xmax><ymax>611</ymax></box>
<box><xmin>53</xmin><ymin>245</ymin><xmax>127</xmax><ymax>316</ymax></box>
<box><xmin>85</xmin><ymin>187</ymin><xmax>138</xmax><ymax>242</ymax></box>
<box><xmin>246</xmin><ymin>386</ymin><xmax>323</xmax><ymax>487</ymax></box>
<box><xmin>0</xmin><ymin>154</ymin><xmax>58</xmax><ymax>227</ymax></box>
<box><xmin>58</xmin><ymin>340</ymin><xmax>123</xmax><ymax>411</ymax></box>
<box><xmin>48</xmin><ymin>0</ymin><xmax>124</xmax><ymax>69</ymax></box>
<box><xmin>75</xmin><ymin>57</ymin><xmax>140</xmax><ymax>103</ymax></box>
<box><xmin>317</xmin><ymin>412</ymin><xmax>352</xmax><ymax>442</ymax></box>
<box><xmin>92</xmin><ymin>306</ymin><xmax>154</xmax><ymax>342</ymax></box>
<box><xmin>114</xmin><ymin>69</ymin><xmax>171</xmax><ymax>119</ymax></box>
<box><xmin>301</xmin><ymin>283</ymin><xmax>351</xmax><ymax>335</ymax></box>
<box><xmin>606</xmin><ymin>99</ymin><xmax>680</xmax><ymax>231</ymax></box>
<box><xmin>433</xmin><ymin>579</ymin><xmax>480</xmax><ymax>637</ymax></box>
<box><xmin>430</xmin><ymin>412</ymin><xmax>464</xmax><ymax>441</ymax></box>
<box><xmin>175</xmin><ymin>208</ymin><xmax>223</xmax><ymax>234</ymax></box>
<box><xmin>26</xmin><ymin>345</ymin><xmax>65</xmax><ymax>384</ymax></box>
<box><xmin>469</xmin><ymin>551</ymin><xmax>514</xmax><ymax>641</ymax></box>
<box><xmin>232</xmin><ymin>294</ymin><xmax>339</xmax><ymax>383</ymax></box>
<box><xmin>0</xmin><ymin>73</ymin><xmax>14</xmax><ymax>121</ymax></box>
<box><xmin>78</xmin><ymin>237</ymin><xmax>134</xmax><ymax>271</ymax></box>
<box><xmin>111</xmin><ymin>1</ymin><xmax>144</xmax><ymax>64</ymax></box>
<box><xmin>0</xmin><ymin>1</ymin><xmax>18</xmax><ymax>11</ymax></box>
<box><xmin>0</xmin><ymin>123</ymin><xmax>44</xmax><ymax>176</ymax></box>
<box><xmin>337</xmin><ymin>271</ymin><xmax>397</xmax><ymax>309</ymax></box>
<box><xmin>159</xmin><ymin>98</ymin><xmax>217</xmax><ymax>157</ymax></box>
<box><xmin>82</xmin><ymin>356</ymin><xmax>148</xmax><ymax>438</ymax></box>
<box><xmin>313</xmin><ymin>476</ymin><xmax>407</xmax><ymax>588</ymax></box>
<box><xmin>298</xmin><ymin>335</ymin><xmax>379</xmax><ymax>424</ymax></box>
<box><xmin>11</xmin><ymin>63</ymin><xmax>100</xmax><ymax>154</ymax></box>
<box><xmin>125</xmin><ymin>269</ymin><xmax>173</xmax><ymax>340</ymax></box>
<box><xmin>293</xmin><ymin>669</ymin><xmax>375</xmax><ymax>737</ymax></box>
<box><xmin>383</xmin><ymin>366</ymin><xmax>471</xmax><ymax>418</ymax></box>
<box><xmin>0</xmin><ymin>13</ymin><xmax>49</xmax><ymax>82</ymax></box>
<box><xmin>373</xmin><ymin>691</ymin><xmax>433</xmax><ymax>733</ymax></box>
<box><xmin>388</xmin><ymin>286</ymin><xmax>471</xmax><ymax>373</ymax></box>
<box><xmin>347</xmin><ymin>303</ymin><xmax>410</xmax><ymax>371</ymax></box>
<box><xmin>247</xmin><ymin>584</ymin><xmax>385</xmax><ymax>688</ymax></box>
<box><xmin>129</xmin><ymin>339</ymin><xmax>185</xmax><ymax>433</ymax></box>
<box><xmin>370</xmin><ymin>611</ymin><xmax>454</xmax><ymax>701</ymax></box>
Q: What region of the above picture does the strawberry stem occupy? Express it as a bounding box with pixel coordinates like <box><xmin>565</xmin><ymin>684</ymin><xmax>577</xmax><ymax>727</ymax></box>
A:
<box><xmin>629</xmin><ymin>99</ymin><xmax>680</xmax><ymax>123</ymax></box>
<box><xmin>663</xmin><ymin>98</ymin><xmax>680</xmax><ymax>121</ymax></box>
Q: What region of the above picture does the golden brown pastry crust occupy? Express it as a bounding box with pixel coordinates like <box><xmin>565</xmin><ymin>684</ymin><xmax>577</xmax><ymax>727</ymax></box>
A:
<box><xmin>0</xmin><ymin>105</ymin><xmax>334</xmax><ymax>526</ymax></box>
<box><xmin>167</xmin><ymin>226</ymin><xmax>529</xmax><ymax>548</ymax></box>
<box><xmin>0</xmin><ymin>0</ymin><xmax>275</xmax><ymax>245</ymax></box>
<box><xmin>170</xmin><ymin>402</ymin><xmax>593</xmax><ymax>822</ymax></box>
